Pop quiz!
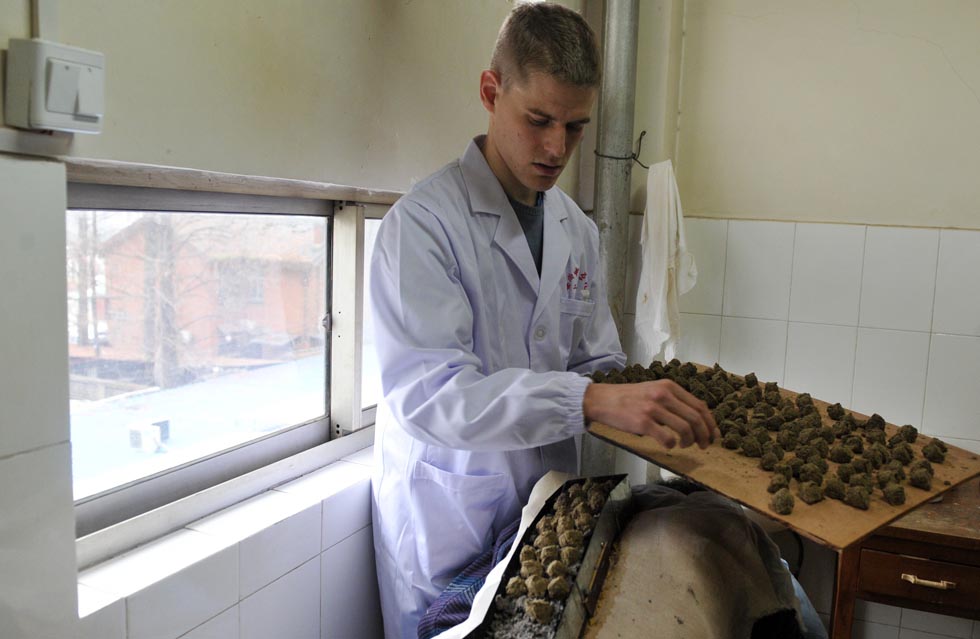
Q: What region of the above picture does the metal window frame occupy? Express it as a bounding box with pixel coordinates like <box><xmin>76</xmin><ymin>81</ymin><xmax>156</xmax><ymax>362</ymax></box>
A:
<box><xmin>332</xmin><ymin>203</ymin><xmax>389</xmax><ymax>436</ymax></box>
<box><xmin>68</xmin><ymin>182</ymin><xmax>337</xmax><ymax>537</ymax></box>
<box><xmin>359</xmin><ymin>207</ymin><xmax>387</xmax><ymax>423</ymax></box>
<box><xmin>330</xmin><ymin>202</ymin><xmax>364</xmax><ymax>437</ymax></box>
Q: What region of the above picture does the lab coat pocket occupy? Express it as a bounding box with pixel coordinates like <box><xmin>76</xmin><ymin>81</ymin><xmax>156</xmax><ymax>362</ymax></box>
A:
<box><xmin>410</xmin><ymin>460</ymin><xmax>511</xmax><ymax>585</ymax></box>
<box><xmin>559</xmin><ymin>297</ymin><xmax>596</xmax><ymax>361</ymax></box>
<box><xmin>559</xmin><ymin>297</ymin><xmax>596</xmax><ymax>317</ymax></box>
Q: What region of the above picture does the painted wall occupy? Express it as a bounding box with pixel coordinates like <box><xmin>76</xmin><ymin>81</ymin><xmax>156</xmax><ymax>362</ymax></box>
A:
<box><xmin>0</xmin><ymin>2</ymin><xmax>585</xmax><ymax>636</ymax></box>
<box><xmin>58</xmin><ymin>0</ymin><xmax>394</xmax><ymax>187</ymax></box>
<box><xmin>624</xmin><ymin>0</ymin><xmax>683</xmax><ymax>214</ymax></box>
<box><xmin>632</xmin><ymin>0</ymin><xmax>980</xmax><ymax>230</ymax></box>
<box><xmin>2</xmin><ymin>0</ymin><xmax>583</xmax><ymax>195</ymax></box>
<box><xmin>0</xmin><ymin>1</ymin><xmax>29</xmax><ymax>125</ymax></box>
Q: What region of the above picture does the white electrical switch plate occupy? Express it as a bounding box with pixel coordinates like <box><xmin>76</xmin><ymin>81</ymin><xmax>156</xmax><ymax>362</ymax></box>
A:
<box><xmin>5</xmin><ymin>38</ymin><xmax>105</xmax><ymax>134</ymax></box>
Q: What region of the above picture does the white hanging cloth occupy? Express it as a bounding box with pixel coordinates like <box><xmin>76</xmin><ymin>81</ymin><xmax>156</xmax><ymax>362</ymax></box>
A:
<box><xmin>633</xmin><ymin>159</ymin><xmax>697</xmax><ymax>363</ymax></box>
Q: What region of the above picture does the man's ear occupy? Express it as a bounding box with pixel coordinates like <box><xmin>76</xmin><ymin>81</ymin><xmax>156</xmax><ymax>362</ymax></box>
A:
<box><xmin>479</xmin><ymin>69</ymin><xmax>502</xmax><ymax>114</ymax></box>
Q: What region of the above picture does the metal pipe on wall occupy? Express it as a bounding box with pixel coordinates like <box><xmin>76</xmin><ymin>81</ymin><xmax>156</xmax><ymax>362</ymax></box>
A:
<box><xmin>581</xmin><ymin>0</ymin><xmax>640</xmax><ymax>477</ymax></box>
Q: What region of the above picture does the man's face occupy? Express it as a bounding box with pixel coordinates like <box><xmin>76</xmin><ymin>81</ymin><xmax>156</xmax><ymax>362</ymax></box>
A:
<box><xmin>481</xmin><ymin>70</ymin><xmax>597</xmax><ymax>205</ymax></box>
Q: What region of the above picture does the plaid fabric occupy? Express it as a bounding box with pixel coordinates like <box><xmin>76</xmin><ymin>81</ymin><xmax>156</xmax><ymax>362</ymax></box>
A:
<box><xmin>417</xmin><ymin>517</ymin><xmax>521</xmax><ymax>639</ymax></box>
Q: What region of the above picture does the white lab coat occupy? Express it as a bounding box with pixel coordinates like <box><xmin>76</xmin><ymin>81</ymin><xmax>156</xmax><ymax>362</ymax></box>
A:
<box><xmin>370</xmin><ymin>137</ymin><xmax>625</xmax><ymax>639</ymax></box>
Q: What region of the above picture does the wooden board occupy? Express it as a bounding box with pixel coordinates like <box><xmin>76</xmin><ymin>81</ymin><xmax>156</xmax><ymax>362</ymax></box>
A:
<box><xmin>587</xmin><ymin>377</ymin><xmax>980</xmax><ymax>551</ymax></box>
<box><xmin>884</xmin><ymin>476</ymin><xmax>980</xmax><ymax>546</ymax></box>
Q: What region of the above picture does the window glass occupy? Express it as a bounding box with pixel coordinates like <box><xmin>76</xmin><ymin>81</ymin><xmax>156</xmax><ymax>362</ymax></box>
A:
<box><xmin>67</xmin><ymin>210</ymin><xmax>327</xmax><ymax>500</ymax></box>
<box><xmin>361</xmin><ymin>217</ymin><xmax>382</xmax><ymax>410</ymax></box>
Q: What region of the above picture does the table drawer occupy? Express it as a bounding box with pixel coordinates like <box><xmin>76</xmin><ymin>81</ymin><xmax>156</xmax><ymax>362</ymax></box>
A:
<box><xmin>858</xmin><ymin>549</ymin><xmax>980</xmax><ymax>612</ymax></box>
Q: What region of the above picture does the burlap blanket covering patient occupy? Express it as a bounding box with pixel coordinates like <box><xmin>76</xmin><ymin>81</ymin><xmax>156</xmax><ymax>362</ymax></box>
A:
<box><xmin>582</xmin><ymin>481</ymin><xmax>804</xmax><ymax>639</ymax></box>
<box><xmin>420</xmin><ymin>476</ymin><xmax>807</xmax><ymax>639</ymax></box>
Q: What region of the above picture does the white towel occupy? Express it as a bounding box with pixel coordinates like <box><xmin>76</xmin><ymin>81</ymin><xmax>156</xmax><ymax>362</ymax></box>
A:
<box><xmin>633</xmin><ymin>159</ymin><xmax>697</xmax><ymax>363</ymax></box>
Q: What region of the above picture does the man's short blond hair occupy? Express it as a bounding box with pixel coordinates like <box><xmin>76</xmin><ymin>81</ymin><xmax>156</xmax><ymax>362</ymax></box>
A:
<box><xmin>490</xmin><ymin>2</ymin><xmax>600</xmax><ymax>88</ymax></box>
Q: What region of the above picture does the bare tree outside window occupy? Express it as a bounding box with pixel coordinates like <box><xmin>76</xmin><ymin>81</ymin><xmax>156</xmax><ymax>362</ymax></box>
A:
<box><xmin>67</xmin><ymin>210</ymin><xmax>328</xmax><ymax>499</ymax></box>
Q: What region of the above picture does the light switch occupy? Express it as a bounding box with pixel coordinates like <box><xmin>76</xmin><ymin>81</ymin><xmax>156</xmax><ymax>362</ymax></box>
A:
<box><xmin>46</xmin><ymin>58</ymin><xmax>81</xmax><ymax>115</ymax></box>
<box><xmin>76</xmin><ymin>65</ymin><xmax>105</xmax><ymax>119</ymax></box>
<box><xmin>5</xmin><ymin>38</ymin><xmax>105</xmax><ymax>133</ymax></box>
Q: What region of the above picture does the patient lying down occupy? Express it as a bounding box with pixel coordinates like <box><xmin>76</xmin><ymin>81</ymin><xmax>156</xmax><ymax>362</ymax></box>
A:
<box><xmin>419</xmin><ymin>478</ymin><xmax>827</xmax><ymax>639</ymax></box>
<box><xmin>582</xmin><ymin>479</ymin><xmax>814</xmax><ymax>639</ymax></box>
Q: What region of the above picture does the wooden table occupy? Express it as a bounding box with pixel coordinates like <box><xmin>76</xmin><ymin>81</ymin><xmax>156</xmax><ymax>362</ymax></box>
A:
<box><xmin>830</xmin><ymin>477</ymin><xmax>980</xmax><ymax>638</ymax></box>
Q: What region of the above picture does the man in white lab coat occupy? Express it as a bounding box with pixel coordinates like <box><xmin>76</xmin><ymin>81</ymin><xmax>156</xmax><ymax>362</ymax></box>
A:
<box><xmin>369</xmin><ymin>4</ymin><xmax>717</xmax><ymax>638</ymax></box>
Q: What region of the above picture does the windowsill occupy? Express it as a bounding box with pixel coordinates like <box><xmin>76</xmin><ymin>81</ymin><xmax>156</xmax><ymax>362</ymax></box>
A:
<box><xmin>77</xmin><ymin>439</ymin><xmax>374</xmax><ymax>621</ymax></box>
<box><xmin>77</xmin><ymin>426</ymin><xmax>374</xmax><ymax>569</ymax></box>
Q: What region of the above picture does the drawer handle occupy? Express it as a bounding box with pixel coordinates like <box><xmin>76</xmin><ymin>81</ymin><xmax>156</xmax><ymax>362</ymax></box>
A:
<box><xmin>901</xmin><ymin>573</ymin><xmax>957</xmax><ymax>590</ymax></box>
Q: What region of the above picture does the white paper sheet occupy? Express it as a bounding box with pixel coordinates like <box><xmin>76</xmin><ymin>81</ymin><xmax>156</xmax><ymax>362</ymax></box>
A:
<box><xmin>431</xmin><ymin>471</ymin><xmax>572</xmax><ymax>639</ymax></box>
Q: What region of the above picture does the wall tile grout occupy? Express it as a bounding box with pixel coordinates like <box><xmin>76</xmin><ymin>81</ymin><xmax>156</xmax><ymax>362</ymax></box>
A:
<box><xmin>682</xmin><ymin>215</ymin><xmax>971</xmax><ymax>233</ymax></box>
<box><xmin>921</xmin><ymin>332</ymin><xmax>936</xmax><ymax>434</ymax></box>
<box><xmin>317</xmin><ymin>548</ymin><xmax>323</xmax><ymax>639</ymax></box>
<box><xmin>715</xmin><ymin>219</ymin><xmax>731</xmax><ymax>366</ymax></box>
<box><xmin>718</xmin><ymin>219</ymin><xmax>729</xmax><ymax>325</ymax></box>
<box><xmin>316</xmin><ymin>494</ymin><xmax>325</xmax><ymax>639</ymax></box>
<box><xmin>0</xmin><ymin>439</ymin><xmax>70</xmax><ymax>464</ymax></box>
<box><xmin>920</xmin><ymin>230</ymin><xmax>945</xmax><ymax>435</ymax></box>
<box><xmin>696</xmin><ymin>313</ymin><xmax>980</xmax><ymax>339</ymax></box>
<box><xmin>322</xmin><ymin>522</ymin><xmax>372</xmax><ymax>553</ymax></box>
<box><xmin>174</xmin><ymin>603</ymin><xmax>238</xmax><ymax>639</ymax></box>
<box><xmin>928</xmin><ymin>330</ymin><xmax>980</xmax><ymax>338</ymax></box>
<box><xmin>928</xmin><ymin>230</ymin><xmax>943</xmax><ymax>336</ymax></box>
<box><xmin>717</xmin><ymin>313</ymin><xmax>794</xmax><ymax>323</ymax></box>
<box><xmin>713</xmin><ymin>313</ymin><xmax>723</xmax><ymax>364</ymax></box>
<box><xmin>782</xmin><ymin>223</ymin><xmax>798</xmax><ymax>384</ymax></box>
<box><xmin>849</xmin><ymin>226</ymin><xmax>869</xmax><ymax>407</ymax></box>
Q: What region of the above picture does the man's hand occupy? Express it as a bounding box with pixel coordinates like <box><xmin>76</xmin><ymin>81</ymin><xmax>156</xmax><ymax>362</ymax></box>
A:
<box><xmin>583</xmin><ymin>380</ymin><xmax>720</xmax><ymax>450</ymax></box>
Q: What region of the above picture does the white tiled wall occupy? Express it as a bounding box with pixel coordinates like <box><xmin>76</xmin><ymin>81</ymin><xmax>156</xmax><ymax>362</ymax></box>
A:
<box><xmin>720</xmin><ymin>316</ymin><xmax>788</xmax><ymax>383</ymax></box>
<box><xmin>859</xmin><ymin>228</ymin><xmax>939</xmax><ymax>333</ymax></box>
<box><xmin>626</xmin><ymin>217</ymin><xmax>980</xmax><ymax>637</ymax></box>
<box><xmin>722</xmin><ymin>220</ymin><xmax>796</xmax><ymax>321</ymax></box>
<box><xmin>0</xmin><ymin>156</ymin><xmax>78</xmax><ymax>639</ymax></box>
<box><xmin>240</xmin><ymin>558</ymin><xmax>320</xmax><ymax>639</ymax></box>
<box><xmin>924</xmin><ymin>334</ymin><xmax>980</xmax><ymax>442</ymax></box>
<box><xmin>77</xmin><ymin>451</ymin><xmax>382</xmax><ymax>639</ymax></box>
<box><xmin>633</xmin><ymin>218</ymin><xmax>980</xmax><ymax>453</ymax></box>
<box><xmin>0</xmin><ymin>444</ymin><xmax>79</xmax><ymax>638</ymax></box>
<box><xmin>784</xmin><ymin>322</ymin><xmax>857</xmax><ymax>403</ymax></box>
<box><xmin>320</xmin><ymin>526</ymin><xmax>386</xmax><ymax>639</ymax></box>
<box><xmin>789</xmin><ymin>224</ymin><xmax>865</xmax><ymax>326</ymax></box>
<box><xmin>933</xmin><ymin>230</ymin><xmax>980</xmax><ymax>336</ymax></box>
<box><xmin>0</xmin><ymin>156</ymin><xmax>72</xmax><ymax>460</ymax></box>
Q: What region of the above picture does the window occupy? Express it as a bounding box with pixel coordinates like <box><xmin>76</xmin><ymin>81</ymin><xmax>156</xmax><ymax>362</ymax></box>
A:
<box><xmin>67</xmin><ymin>184</ymin><xmax>345</xmax><ymax>536</ymax></box>
<box><xmin>361</xmin><ymin>217</ymin><xmax>383</xmax><ymax>411</ymax></box>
